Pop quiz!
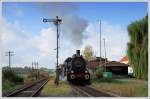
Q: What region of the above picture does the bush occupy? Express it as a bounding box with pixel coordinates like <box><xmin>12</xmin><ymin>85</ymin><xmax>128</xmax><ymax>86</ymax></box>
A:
<box><xmin>91</xmin><ymin>68</ymin><xmax>118</xmax><ymax>83</ymax></box>
<box><xmin>91</xmin><ymin>75</ymin><xmax>97</xmax><ymax>81</ymax></box>
<box><xmin>24</xmin><ymin>77</ymin><xmax>36</xmax><ymax>84</ymax></box>
<box><xmin>2</xmin><ymin>69</ymin><xmax>24</xmax><ymax>84</ymax></box>
<box><xmin>2</xmin><ymin>80</ymin><xmax>15</xmax><ymax>91</ymax></box>
<box><xmin>95</xmin><ymin>67</ymin><xmax>104</xmax><ymax>78</ymax></box>
<box><xmin>13</xmin><ymin>75</ymin><xmax>24</xmax><ymax>84</ymax></box>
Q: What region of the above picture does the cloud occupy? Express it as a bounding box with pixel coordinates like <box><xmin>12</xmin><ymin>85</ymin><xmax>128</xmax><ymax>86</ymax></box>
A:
<box><xmin>58</xmin><ymin>20</ymin><xmax>129</xmax><ymax>63</ymax></box>
<box><xmin>2</xmin><ymin>18</ymin><xmax>57</xmax><ymax>68</ymax></box>
<box><xmin>81</xmin><ymin>21</ymin><xmax>129</xmax><ymax>61</ymax></box>
<box><xmin>2</xmin><ymin>17</ymin><xmax>129</xmax><ymax>69</ymax></box>
<box><xmin>31</xmin><ymin>28</ymin><xmax>56</xmax><ymax>54</ymax></box>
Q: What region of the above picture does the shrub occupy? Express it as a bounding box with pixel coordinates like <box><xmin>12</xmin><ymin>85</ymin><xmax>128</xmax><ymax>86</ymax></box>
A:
<box><xmin>13</xmin><ymin>75</ymin><xmax>24</xmax><ymax>84</ymax></box>
<box><xmin>2</xmin><ymin>80</ymin><xmax>15</xmax><ymax>91</ymax></box>
<box><xmin>91</xmin><ymin>75</ymin><xmax>97</xmax><ymax>81</ymax></box>
<box><xmin>95</xmin><ymin>67</ymin><xmax>104</xmax><ymax>78</ymax></box>
<box><xmin>2</xmin><ymin>69</ymin><xmax>24</xmax><ymax>84</ymax></box>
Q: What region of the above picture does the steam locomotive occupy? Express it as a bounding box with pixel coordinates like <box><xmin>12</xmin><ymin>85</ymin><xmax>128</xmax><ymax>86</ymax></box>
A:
<box><xmin>63</xmin><ymin>50</ymin><xmax>90</xmax><ymax>84</ymax></box>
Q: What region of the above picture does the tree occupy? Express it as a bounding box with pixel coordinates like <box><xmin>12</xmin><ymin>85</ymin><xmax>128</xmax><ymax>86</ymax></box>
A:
<box><xmin>127</xmin><ymin>15</ymin><xmax>148</xmax><ymax>80</ymax></box>
<box><xmin>83</xmin><ymin>45</ymin><xmax>94</xmax><ymax>61</ymax></box>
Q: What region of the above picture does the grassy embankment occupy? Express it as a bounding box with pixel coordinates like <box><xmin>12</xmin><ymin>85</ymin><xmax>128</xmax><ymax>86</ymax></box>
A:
<box><xmin>3</xmin><ymin>71</ymin><xmax>36</xmax><ymax>95</ymax></box>
<box><xmin>41</xmin><ymin>75</ymin><xmax>72</xmax><ymax>97</ymax></box>
<box><xmin>91</xmin><ymin>77</ymin><xmax>148</xmax><ymax>97</ymax></box>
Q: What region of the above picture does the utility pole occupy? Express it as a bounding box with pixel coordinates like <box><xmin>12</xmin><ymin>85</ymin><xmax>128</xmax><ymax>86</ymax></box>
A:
<box><xmin>6</xmin><ymin>51</ymin><xmax>14</xmax><ymax>70</ymax></box>
<box><xmin>34</xmin><ymin>62</ymin><xmax>37</xmax><ymax>80</ymax></box>
<box><xmin>103</xmin><ymin>38</ymin><xmax>107</xmax><ymax>72</ymax></box>
<box><xmin>32</xmin><ymin>62</ymin><xmax>34</xmax><ymax>72</ymax></box>
<box><xmin>99</xmin><ymin>20</ymin><xmax>102</xmax><ymax>68</ymax></box>
<box><xmin>37</xmin><ymin>62</ymin><xmax>40</xmax><ymax>79</ymax></box>
<box><xmin>43</xmin><ymin>16</ymin><xmax>62</xmax><ymax>86</ymax></box>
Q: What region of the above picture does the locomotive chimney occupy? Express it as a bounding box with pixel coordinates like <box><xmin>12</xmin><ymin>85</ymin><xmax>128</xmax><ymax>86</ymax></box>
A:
<box><xmin>76</xmin><ymin>50</ymin><xmax>80</xmax><ymax>55</ymax></box>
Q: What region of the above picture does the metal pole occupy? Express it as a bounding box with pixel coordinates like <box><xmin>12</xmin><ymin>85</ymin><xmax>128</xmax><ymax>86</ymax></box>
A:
<box><xmin>34</xmin><ymin>62</ymin><xmax>37</xmax><ymax>80</ymax></box>
<box><xmin>37</xmin><ymin>62</ymin><xmax>39</xmax><ymax>79</ymax></box>
<box><xmin>103</xmin><ymin>38</ymin><xmax>107</xmax><ymax>72</ymax></box>
<box><xmin>56</xmin><ymin>16</ymin><xmax>59</xmax><ymax>85</ymax></box>
<box><xmin>32</xmin><ymin>62</ymin><xmax>33</xmax><ymax>71</ymax></box>
<box><xmin>99</xmin><ymin>20</ymin><xmax>101</xmax><ymax>68</ymax></box>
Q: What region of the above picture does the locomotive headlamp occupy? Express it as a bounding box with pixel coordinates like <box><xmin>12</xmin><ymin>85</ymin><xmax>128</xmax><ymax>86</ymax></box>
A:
<box><xmin>71</xmin><ymin>70</ymin><xmax>74</xmax><ymax>73</ymax></box>
<box><xmin>71</xmin><ymin>75</ymin><xmax>75</xmax><ymax>79</ymax></box>
<box><xmin>85</xmin><ymin>75</ymin><xmax>89</xmax><ymax>79</ymax></box>
<box><xmin>85</xmin><ymin>70</ymin><xmax>88</xmax><ymax>73</ymax></box>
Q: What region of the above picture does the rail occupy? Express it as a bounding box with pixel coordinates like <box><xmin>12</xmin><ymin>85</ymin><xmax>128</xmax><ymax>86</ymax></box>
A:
<box><xmin>71</xmin><ymin>84</ymin><xmax>119</xmax><ymax>97</ymax></box>
<box><xmin>6</xmin><ymin>78</ymin><xmax>49</xmax><ymax>97</ymax></box>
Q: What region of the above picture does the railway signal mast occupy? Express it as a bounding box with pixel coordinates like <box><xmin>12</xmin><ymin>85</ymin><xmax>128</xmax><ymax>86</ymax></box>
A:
<box><xmin>6</xmin><ymin>51</ymin><xmax>14</xmax><ymax>70</ymax></box>
<box><xmin>43</xmin><ymin>16</ymin><xmax>62</xmax><ymax>86</ymax></box>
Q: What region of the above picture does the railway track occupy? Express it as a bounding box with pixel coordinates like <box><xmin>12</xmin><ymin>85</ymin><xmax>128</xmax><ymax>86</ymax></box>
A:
<box><xmin>6</xmin><ymin>78</ymin><xmax>49</xmax><ymax>97</ymax></box>
<box><xmin>72</xmin><ymin>84</ymin><xmax>119</xmax><ymax>97</ymax></box>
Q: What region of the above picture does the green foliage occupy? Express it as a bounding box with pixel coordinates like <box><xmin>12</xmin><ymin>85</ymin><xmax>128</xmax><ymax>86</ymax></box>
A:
<box><xmin>2</xmin><ymin>69</ymin><xmax>23</xmax><ymax>93</ymax></box>
<box><xmin>2</xmin><ymin>80</ymin><xmax>15</xmax><ymax>91</ymax></box>
<box><xmin>83</xmin><ymin>45</ymin><xmax>94</xmax><ymax>61</ymax></box>
<box><xmin>2</xmin><ymin>69</ymin><xmax>24</xmax><ymax>84</ymax></box>
<box><xmin>95</xmin><ymin>67</ymin><xmax>104</xmax><ymax>78</ymax></box>
<box><xmin>127</xmin><ymin>15</ymin><xmax>148</xmax><ymax>80</ymax></box>
<box><xmin>92</xmin><ymin>67</ymin><xmax>113</xmax><ymax>82</ymax></box>
<box><xmin>91</xmin><ymin>75</ymin><xmax>121</xmax><ymax>83</ymax></box>
<box><xmin>91</xmin><ymin>75</ymin><xmax>98</xmax><ymax>81</ymax></box>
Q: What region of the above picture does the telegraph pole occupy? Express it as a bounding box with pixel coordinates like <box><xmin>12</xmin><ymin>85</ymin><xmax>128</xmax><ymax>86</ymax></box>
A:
<box><xmin>37</xmin><ymin>62</ymin><xmax>40</xmax><ymax>79</ymax></box>
<box><xmin>43</xmin><ymin>16</ymin><xmax>62</xmax><ymax>86</ymax></box>
<box><xmin>6</xmin><ymin>51</ymin><xmax>14</xmax><ymax>70</ymax></box>
<box><xmin>32</xmin><ymin>62</ymin><xmax>34</xmax><ymax>72</ymax></box>
<box><xmin>103</xmin><ymin>38</ymin><xmax>107</xmax><ymax>72</ymax></box>
<box><xmin>33</xmin><ymin>62</ymin><xmax>37</xmax><ymax>80</ymax></box>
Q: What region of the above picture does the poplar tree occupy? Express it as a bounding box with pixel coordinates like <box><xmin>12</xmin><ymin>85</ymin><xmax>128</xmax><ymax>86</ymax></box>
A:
<box><xmin>127</xmin><ymin>15</ymin><xmax>148</xmax><ymax>80</ymax></box>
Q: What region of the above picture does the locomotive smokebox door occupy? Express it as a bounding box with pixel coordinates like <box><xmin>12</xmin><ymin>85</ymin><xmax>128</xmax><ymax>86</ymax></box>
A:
<box><xmin>76</xmin><ymin>50</ymin><xmax>80</xmax><ymax>55</ymax></box>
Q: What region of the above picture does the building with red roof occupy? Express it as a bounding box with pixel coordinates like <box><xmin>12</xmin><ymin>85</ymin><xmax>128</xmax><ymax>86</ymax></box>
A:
<box><xmin>120</xmin><ymin>55</ymin><xmax>133</xmax><ymax>76</ymax></box>
<box><xmin>87</xmin><ymin>57</ymin><xmax>129</xmax><ymax>76</ymax></box>
<box><xmin>120</xmin><ymin>56</ymin><xmax>129</xmax><ymax>64</ymax></box>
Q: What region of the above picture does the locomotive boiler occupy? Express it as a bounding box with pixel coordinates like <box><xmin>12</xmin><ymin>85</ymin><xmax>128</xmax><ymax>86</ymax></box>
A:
<box><xmin>63</xmin><ymin>50</ymin><xmax>90</xmax><ymax>84</ymax></box>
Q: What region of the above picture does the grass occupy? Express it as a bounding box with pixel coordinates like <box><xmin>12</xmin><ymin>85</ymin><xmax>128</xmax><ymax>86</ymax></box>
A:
<box><xmin>2</xmin><ymin>80</ymin><xmax>23</xmax><ymax>96</ymax></box>
<box><xmin>92</xmin><ymin>79</ymin><xmax>148</xmax><ymax>97</ymax></box>
<box><xmin>41</xmin><ymin>79</ymin><xmax>72</xmax><ymax>96</ymax></box>
<box><xmin>2</xmin><ymin>75</ymin><xmax>37</xmax><ymax>96</ymax></box>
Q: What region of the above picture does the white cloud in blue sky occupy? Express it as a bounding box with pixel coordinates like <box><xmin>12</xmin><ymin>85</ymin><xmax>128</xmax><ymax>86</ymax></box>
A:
<box><xmin>81</xmin><ymin>21</ymin><xmax>129</xmax><ymax>60</ymax></box>
<box><xmin>1</xmin><ymin>18</ymin><xmax>129</xmax><ymax>69</ymax></box>
<box><xmin>2</xmin><ymin>2</ymin><xmax>147</xmax><ymax>69</ymax></box>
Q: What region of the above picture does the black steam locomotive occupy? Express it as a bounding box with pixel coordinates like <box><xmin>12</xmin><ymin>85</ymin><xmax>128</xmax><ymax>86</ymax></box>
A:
<box><xmin>63</xmin><ymin>50</ymin><xmax>90</xmax><ymax>84</ymax></box>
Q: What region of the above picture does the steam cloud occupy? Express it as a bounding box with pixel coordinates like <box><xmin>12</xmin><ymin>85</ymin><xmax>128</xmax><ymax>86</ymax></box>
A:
<box><xmin>37</xmin><ymin>2</ymin><xmax>88</xmax><ymax>46</ymax></box>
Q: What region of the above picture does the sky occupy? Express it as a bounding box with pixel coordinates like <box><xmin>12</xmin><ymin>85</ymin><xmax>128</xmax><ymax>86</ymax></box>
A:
<box><xmin>1</xmin><ymin>2</ymin><xmax>147</xmax><ymax>69</ymax></box>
